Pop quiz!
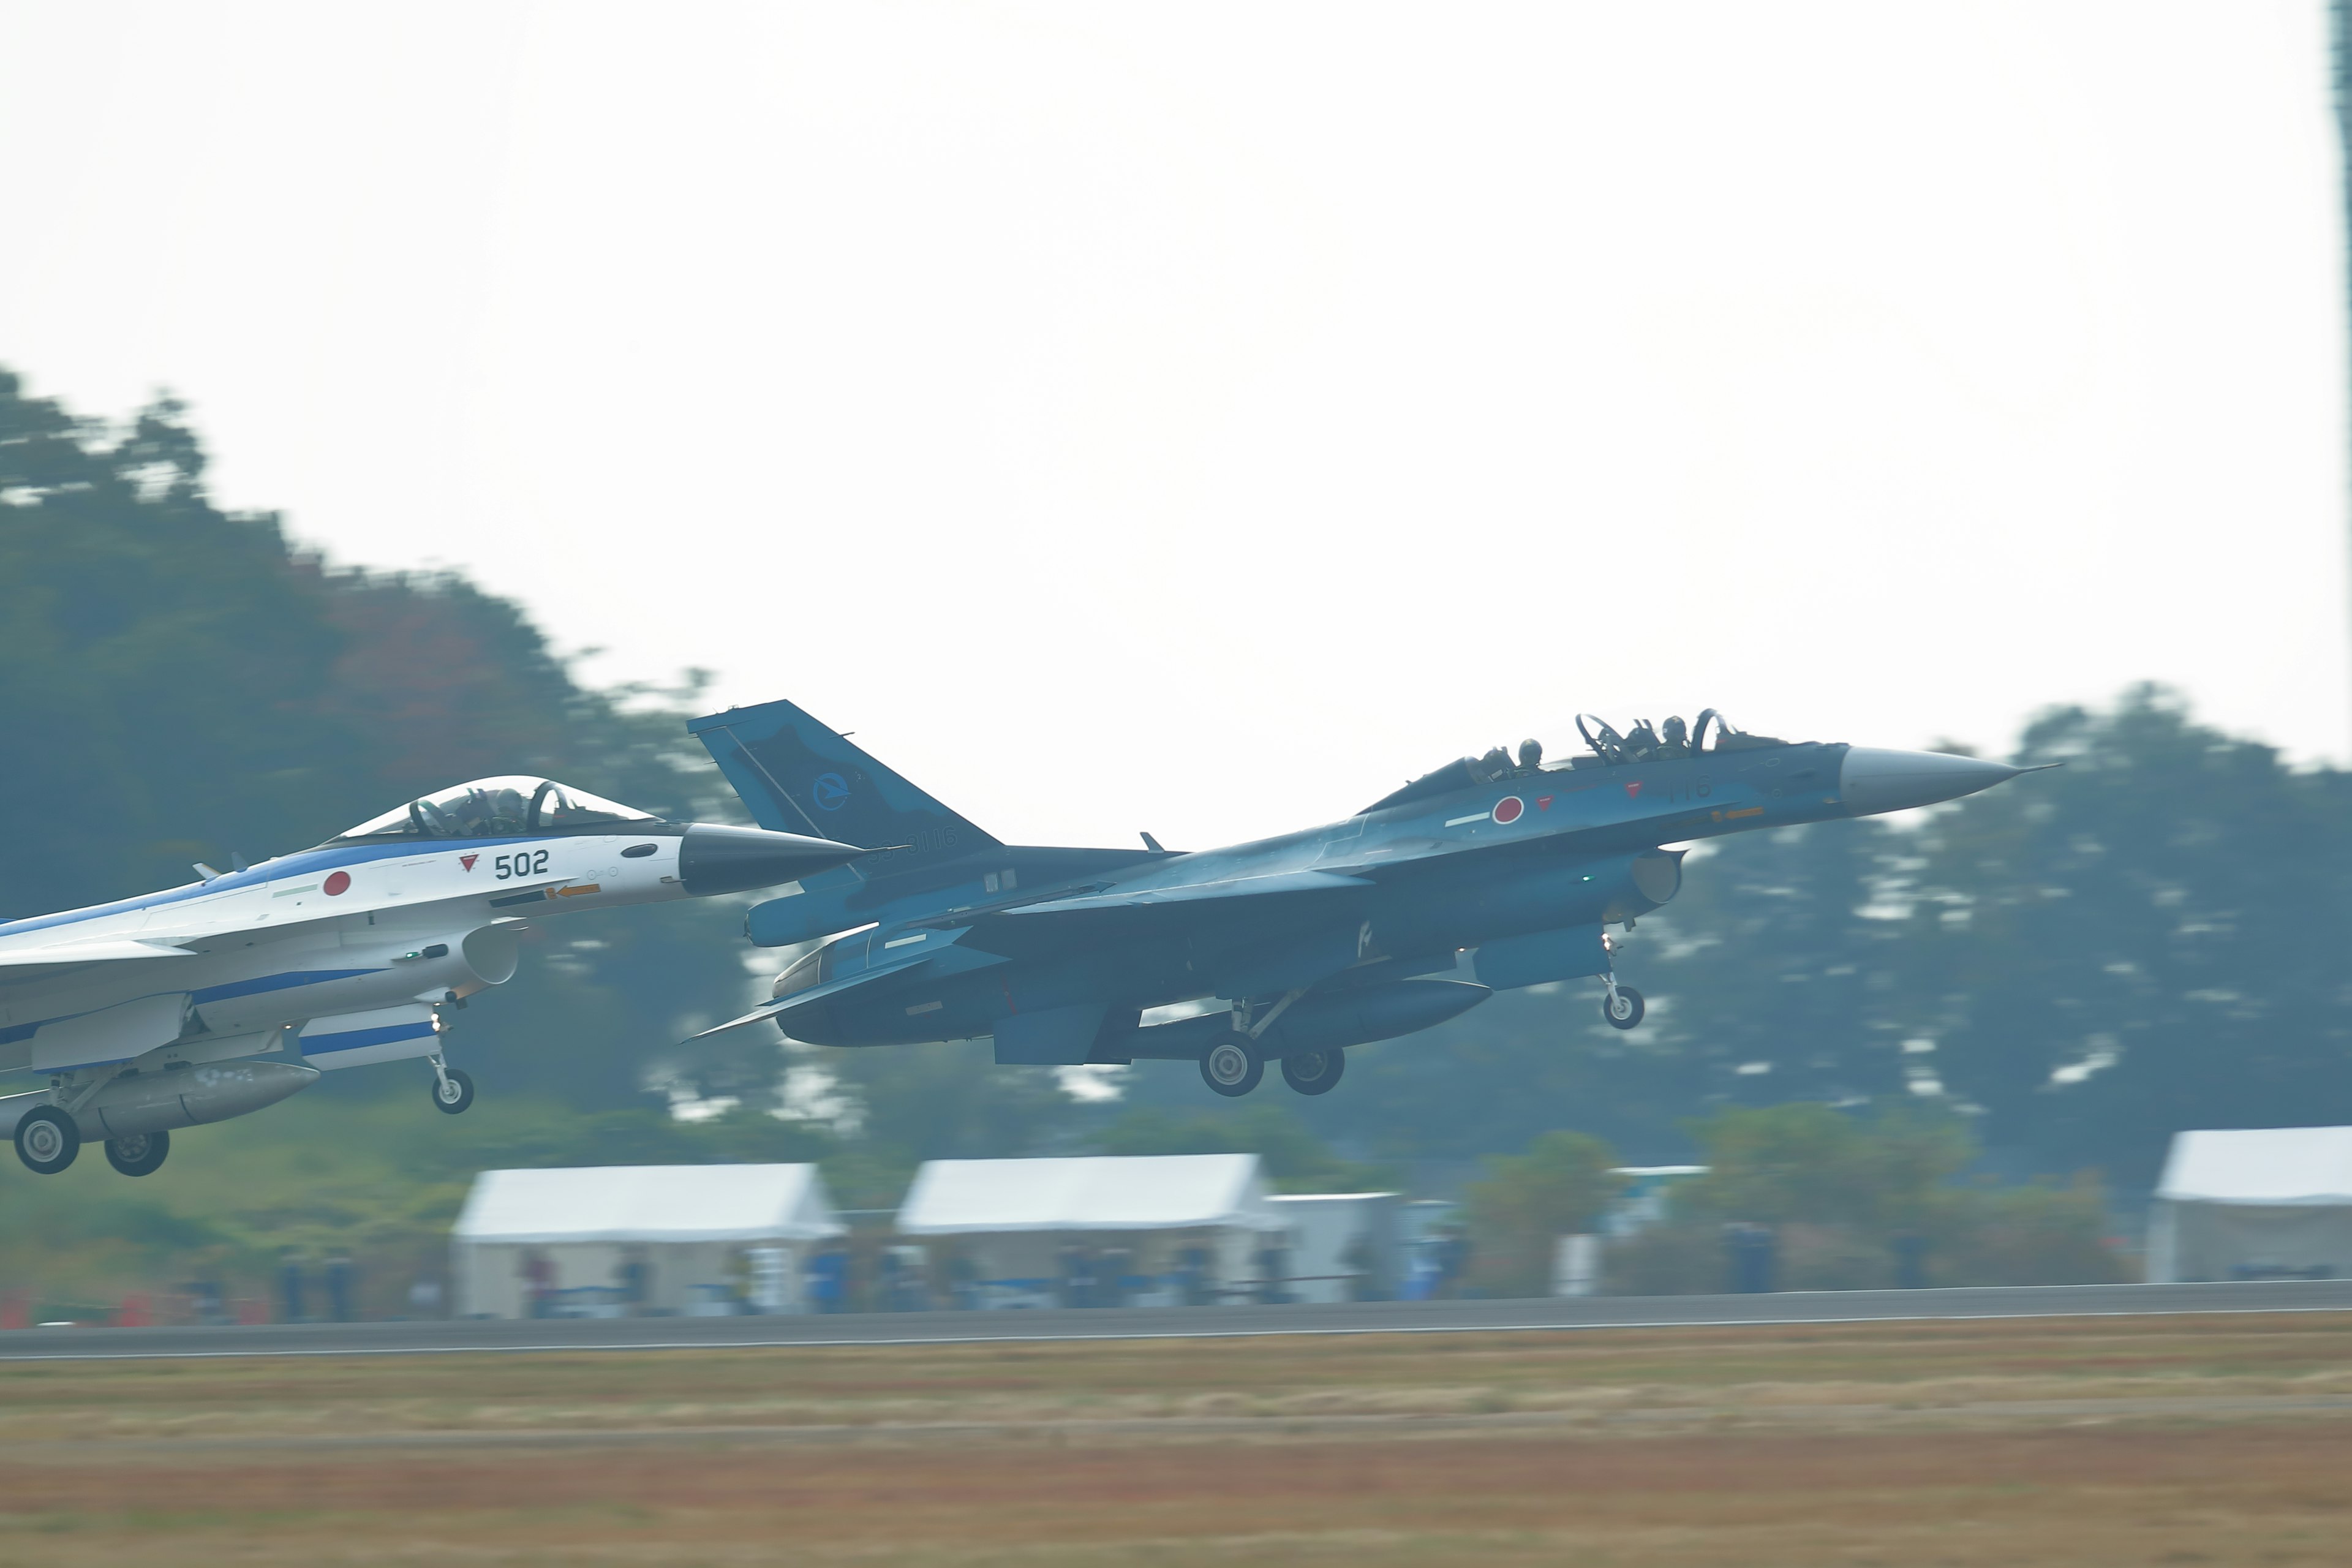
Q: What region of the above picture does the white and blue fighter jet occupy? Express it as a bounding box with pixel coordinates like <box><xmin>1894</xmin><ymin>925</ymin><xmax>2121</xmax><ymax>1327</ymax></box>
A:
<box><xmin>0</xmin><ymin>777</ymin><xmax>862</xmax><ymax>1178</ymax></box>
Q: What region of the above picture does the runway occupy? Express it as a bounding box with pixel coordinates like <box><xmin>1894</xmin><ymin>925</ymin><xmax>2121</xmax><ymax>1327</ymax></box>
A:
<box><xmin>7</xmin><ymin>1278</ymin><xmax>2352</xmax><ymax>1360</ymax></box>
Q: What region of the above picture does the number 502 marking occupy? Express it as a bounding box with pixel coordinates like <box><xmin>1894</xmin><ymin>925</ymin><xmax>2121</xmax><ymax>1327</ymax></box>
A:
<box><xmin>494</xmin><ymin>850</ymin><xmax>551</xmax><ymax>880</ymax></box>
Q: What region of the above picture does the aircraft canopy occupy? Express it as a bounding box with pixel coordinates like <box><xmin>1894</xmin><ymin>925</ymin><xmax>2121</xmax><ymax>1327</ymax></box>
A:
<box><xmin>1363</xmin><ymin>710</ymin><xmax>1801</xmax><ymax>813</ymax></box>
<box><xmin>336</xmin><ymin>777</ymin><xmax>658</xmax><ymax>840</ymax></box>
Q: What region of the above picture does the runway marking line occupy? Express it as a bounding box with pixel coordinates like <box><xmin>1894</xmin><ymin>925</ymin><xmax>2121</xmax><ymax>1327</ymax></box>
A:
<box><xmin>9</xmin><ymin>1296</ymin><xmax>2352</xmax><ymax>1363</ymax></box>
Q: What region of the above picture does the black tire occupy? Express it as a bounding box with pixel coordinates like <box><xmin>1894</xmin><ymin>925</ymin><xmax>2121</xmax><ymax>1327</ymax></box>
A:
<box><xmin>1601</xmin><ymin>984</ymin><xmax>1646</xmax><ymax>1030</ymax></box>
<box><xmin>15</xmin><ymin>1106</ymin><xmax>80</xmax><ymax>1175</ymax></box>
<box><xmin>431</xmin><ymin>1067</ymin><xmax>476</xmax><ymax>1115</ymax></box>
<box><xmin>105</xmin><ymin>1129</ymin><xmax>170</xmax><ymax>1178</ymax></box>
<box><xmin>1280</xmin><ymin>1047</ymin><xmax>1346</xmax><ymax>1096</ymax></box>
<box><xmin>1199</xmin><ymin>1035</ymin><xmax>1263</xmax><ymax>1098</ymax></box>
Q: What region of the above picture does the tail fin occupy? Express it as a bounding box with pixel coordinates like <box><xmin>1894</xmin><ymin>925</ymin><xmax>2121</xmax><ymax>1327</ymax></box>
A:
<box><xmin>688</xmin><ymin>698</ymin><xmax>1001</xmax><ymax>875</ymax></box>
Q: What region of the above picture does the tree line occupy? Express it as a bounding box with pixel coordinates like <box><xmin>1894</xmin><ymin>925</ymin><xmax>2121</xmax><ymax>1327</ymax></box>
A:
<box><xmin>7</xmin><ymin>363</ymin><xmax>2343</xmax><ymax>1241</ymax></box>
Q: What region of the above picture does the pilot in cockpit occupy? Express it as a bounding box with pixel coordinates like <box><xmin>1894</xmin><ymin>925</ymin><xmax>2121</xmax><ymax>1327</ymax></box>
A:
<box><xmin>450</xmin><ymin>786</ymin><xmax>529</xmax><ymax>837</ymax></box>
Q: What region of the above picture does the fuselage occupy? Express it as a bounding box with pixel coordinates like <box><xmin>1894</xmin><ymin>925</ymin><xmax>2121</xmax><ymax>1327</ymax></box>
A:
<box><xmin>0</xmin><ymin>827</ymin><xmax>690</xmax><ymax>1077</ymax></box>
<box><xmin>1</xmin><ymin>808</ymin><xmax>859</xmax><ymax>1082</ymax></box>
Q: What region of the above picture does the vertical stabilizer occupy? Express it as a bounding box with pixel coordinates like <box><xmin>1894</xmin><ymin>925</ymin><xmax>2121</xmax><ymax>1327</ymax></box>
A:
<box><xmin>688</xmin><ymin>698</ymin><xmax>1001</xmax><ymax>875</ymax></box>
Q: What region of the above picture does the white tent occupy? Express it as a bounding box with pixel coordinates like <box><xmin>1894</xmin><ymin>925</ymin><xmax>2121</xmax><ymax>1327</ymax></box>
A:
<box><xmin>1265</xmin><ymin>1193</ymin><xmax>1400</xmax><ymax>1303</ymax></box>
<box><xmin>897</xmin><ymin>1155</ymin><xmax>1287</xmax><ymax>1308</ymax></box>
<box><xmin>2147</xmin><ymin>1128</ymin><xmax>2352</xmax><ymax>1283</ymax></box>
<box><xmin>451</xmin><ymin>1164</ymin><xmax>842</xmax><ymax>1318</ymax></box>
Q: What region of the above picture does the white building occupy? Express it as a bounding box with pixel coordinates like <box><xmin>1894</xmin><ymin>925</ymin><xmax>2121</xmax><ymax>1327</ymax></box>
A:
<box><xmin>2148</xmin><ymin>1127</ymin><xmax>2352</xmax><ymax>1283</ymax></box>
<box><xmin>1266</xmin><ymin>1193</ymin><xmax>1400</xmax><ymax>1303</ymax></box>
<box><xmin>896</xmin><ymin>1153</ymin><xmax>1289</xmax><ymax>1308</ymax></box>
<box><xmin>451</xmin><ymin>1163</ymin><xmax>842</xmax><ymax>1317</ymax></box>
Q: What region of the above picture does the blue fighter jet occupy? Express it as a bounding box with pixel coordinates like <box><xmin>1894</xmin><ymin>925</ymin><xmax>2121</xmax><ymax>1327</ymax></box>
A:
<box><xmin>690</xmin><ymin>700</ymin><xmax>2040</xmax><ymax>1098</ymax></box>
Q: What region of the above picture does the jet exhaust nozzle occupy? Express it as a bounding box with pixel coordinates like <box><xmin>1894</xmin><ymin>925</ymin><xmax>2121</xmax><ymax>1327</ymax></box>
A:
<box><xmin>1839</xmin><ymin>747</ymin><xmax>2026</xmax><ymax>816</ymax></box>
<box><xmin>678</xmin><ymin>824</ymin><xmax>867</xmax><ymax>896</ymax></box>
<box><xmin>0</xmin><ymin>1058</ymin><xmax>320</xmax><ymax>1142</ymax></box>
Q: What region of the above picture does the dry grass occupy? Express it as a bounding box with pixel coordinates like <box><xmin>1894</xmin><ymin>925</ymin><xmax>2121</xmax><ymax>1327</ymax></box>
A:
<box><xmin>4</xmin><ymin>1312</ymin><xmax>2352</xmax><ymax>1564</ymax></box>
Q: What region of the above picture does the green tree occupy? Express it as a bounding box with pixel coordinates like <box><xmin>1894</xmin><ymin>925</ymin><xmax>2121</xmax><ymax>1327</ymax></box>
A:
<box><xmin>1604</xmin><ymin>1104</ymin><xmax>2122</xmax><ymax>1292</ymax></box>
<box><xmin>1462</xmin><ymin>1129</ymin><xmax>1618</xmax><ymax>1297</ymax></box>
<box><xmin>10</xmin><ymin>359</ymin><xmax>2348</xmax><ymax>1223</ymax></box>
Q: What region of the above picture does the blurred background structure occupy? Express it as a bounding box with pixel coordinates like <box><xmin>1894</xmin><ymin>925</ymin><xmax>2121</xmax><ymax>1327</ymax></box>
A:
<box><xmin>449</xmin><ymin>1163</ymin><xmax>842</xmax><ymax>1317</ymax></box>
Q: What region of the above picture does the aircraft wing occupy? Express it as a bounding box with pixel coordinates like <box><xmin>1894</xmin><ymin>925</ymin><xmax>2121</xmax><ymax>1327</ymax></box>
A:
<box><xmin>0</xmin><ymin>939</ymin><xmax>199</xmax><ymax>988</ymax></box>
<box><xmin>995</xmin><ymin>869</ymin><xmax>1373</xmax><ymax>917</ymax></box>
<box><xmin>946</xmin><ymin>869</ymin><xmax>1375</xmax><ymax>959</ymax></box>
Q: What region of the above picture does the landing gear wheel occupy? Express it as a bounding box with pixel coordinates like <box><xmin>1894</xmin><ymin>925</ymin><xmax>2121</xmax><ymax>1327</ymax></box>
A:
<box><xmin>1200</xmin><ymin>1036</ymin><xmax>1264</xmax><ymax>1098</ymax></box>
<box><xmin>1280</xmin><ymin>1048</ymin><xmax>1346</xmax><ymax>1096</ymax></box>
<box><xmin>1601</xmin><ymin>984</ymin><xmax>1646</xmax><ymax>1030</ymax></box>
<box><xmin>430</xmin><ymin>1067</ymin><xmax>475</xmax><ymax>1115</ymax></box>
<box><xmin>15</xmin><ymin>1106</ymin><xmax>80</xmax><ymax>1175</ymax></box>
<box><xmin>105</xmin><ymin>1129</ymin><xmax>170</xmax><ymax>1177</ymax></box>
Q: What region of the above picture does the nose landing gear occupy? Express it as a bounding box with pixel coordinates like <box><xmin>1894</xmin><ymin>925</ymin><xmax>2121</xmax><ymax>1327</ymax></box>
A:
<box><xmin>1600</xmin><ymin>973</ymin><xmax>1646</xmax><ymax>1030</ymax></box>
<box><xmin>1598</xmin><ymin>929</ymin><xmax>1646</xmax><ymax>1030</ymax></box>
<box><xmin>428</xmin><ymin>1055</ymin><xmax>476</xmax><ymax>1115</ymax></box>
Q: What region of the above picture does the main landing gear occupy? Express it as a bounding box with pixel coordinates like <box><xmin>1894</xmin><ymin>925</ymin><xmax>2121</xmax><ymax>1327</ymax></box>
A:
<box><xmin>428</xmin><ymin>1055</ymin><xmax>475</xmax><ymax>1115</ymax></box>
<box><xmin>1200</xmin><ymin>1036</ymin><xmax>1350</xmax><ymax>1097</ymax></box>
<box><xmin>1200</xmin><ymin>1035</ymin><xmax>1263</xmax><ymax>1098</ymax></box>
<box><xmin>14</xmin><ymin>1106</ymin><xmax>78</xmax><ymax>1175</ymax></box>
<box><xmin>1280</xmin><ymin>1048</ymin><xmax>1345</xmax><ymax>1096</ymax></box>
<box><xmin>105</xmin><ymin>1129</ymin><xmax>170</xmax><ymax>1177</ymax></box>
<box><xmin>12</xmin><ymin>1109</ymin><xmax>174</xmax><ymax>1177</ymax></box>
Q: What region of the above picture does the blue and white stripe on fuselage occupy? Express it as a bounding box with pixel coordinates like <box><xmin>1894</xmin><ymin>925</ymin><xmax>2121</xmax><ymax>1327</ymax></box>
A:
<box><xmin>0</xmin><ymin>831</ymin><xmax>687</xmax><ymax>1076</ymax></box>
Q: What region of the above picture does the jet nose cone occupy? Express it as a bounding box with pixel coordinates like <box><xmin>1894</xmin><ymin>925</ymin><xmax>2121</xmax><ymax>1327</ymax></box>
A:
<box><xmin>678</xmin><ymin>824</ymin><xmax>866</xmax><ymax>895</ymax></box>
<box><xmin>1839</xmin><ymin>747</ymin><xmax>2024</xmax><ymax>816</ymax></box>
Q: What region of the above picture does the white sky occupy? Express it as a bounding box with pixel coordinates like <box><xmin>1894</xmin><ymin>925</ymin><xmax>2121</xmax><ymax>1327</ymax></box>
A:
<box><xmin>2</xmin><ymin>2</ymin><xmax>2345</xmax><ymax>848</ymax></box>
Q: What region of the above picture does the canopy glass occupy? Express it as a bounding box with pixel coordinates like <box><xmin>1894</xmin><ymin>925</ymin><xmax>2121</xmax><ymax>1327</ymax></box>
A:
<box><xmin>336</xmin><ymin>777</ymin><xmax>658</xmax><ymax>840</ymax></box>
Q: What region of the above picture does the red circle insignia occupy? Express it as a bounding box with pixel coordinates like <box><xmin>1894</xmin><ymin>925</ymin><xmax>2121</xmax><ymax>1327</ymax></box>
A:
<box><xmin>323</xmin><ymin>870</ymin><xmax>351</xmax><ymax>895</ymax></box>
<box><xmin>1492</xmin><ymin>796</ymin><xmax>1525</xmax><ymax>825</ymax></box>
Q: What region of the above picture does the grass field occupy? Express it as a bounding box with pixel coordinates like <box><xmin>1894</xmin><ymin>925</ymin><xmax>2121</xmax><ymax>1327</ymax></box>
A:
<box><xmin>5</xmin><ymin>1312</ymin><xmax>2352</xmax><ymax>1564</ymax></box>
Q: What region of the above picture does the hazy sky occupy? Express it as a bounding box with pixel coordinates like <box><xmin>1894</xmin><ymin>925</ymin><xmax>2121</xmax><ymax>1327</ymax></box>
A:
<box><xmin>3</xmin><ymin>2</ymin><xmax>2344</xmax><ymax>848</ymax></box>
